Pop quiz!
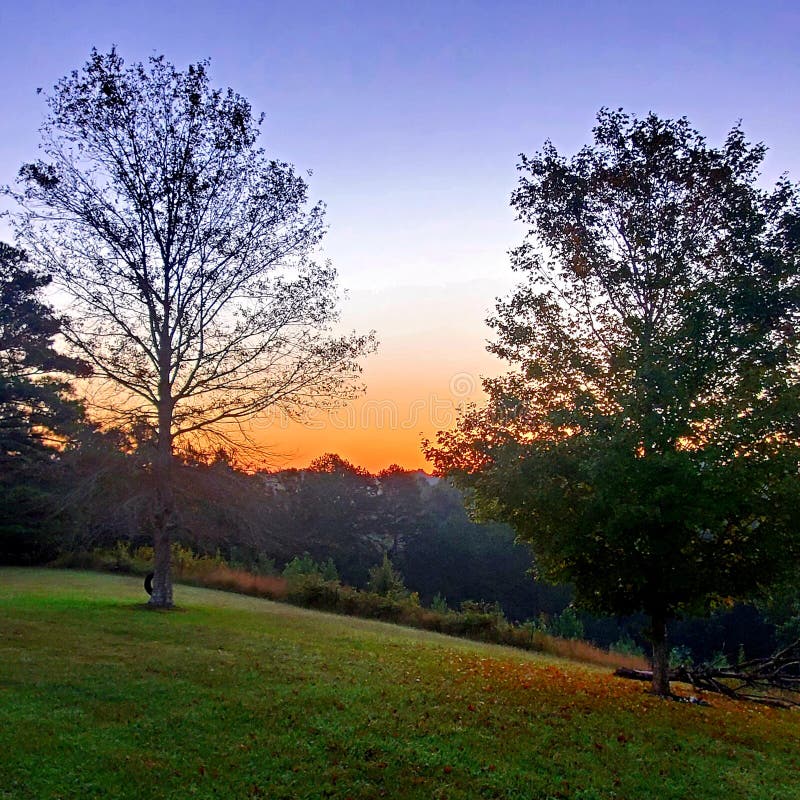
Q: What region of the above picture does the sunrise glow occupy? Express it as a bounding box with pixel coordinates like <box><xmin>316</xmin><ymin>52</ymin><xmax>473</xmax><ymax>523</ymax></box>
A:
<box><xmin>1</xmin><ymin>1</ymin><xmax>798</xmax><ymax>472</ymax></box>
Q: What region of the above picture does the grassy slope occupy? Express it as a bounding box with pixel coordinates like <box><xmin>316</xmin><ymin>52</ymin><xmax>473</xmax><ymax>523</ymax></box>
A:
<box><xmin>1</xmin><ymin>570</ymin><xmax>798</xmax><ymax>800</ymax></box>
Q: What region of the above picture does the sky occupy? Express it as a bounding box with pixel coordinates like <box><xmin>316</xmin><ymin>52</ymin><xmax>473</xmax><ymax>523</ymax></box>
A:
<box><xmin>1</xmin><ymin>0</ymin><xmax>798</xmax><ymax>471</ymax></box>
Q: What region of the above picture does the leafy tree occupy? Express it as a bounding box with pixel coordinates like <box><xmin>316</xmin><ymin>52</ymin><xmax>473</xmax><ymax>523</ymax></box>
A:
<box><xmin>426</xmin><ymin>110</ymin><xmax>800</xmax><ymax>695</ymax></box>
<box><xmin>308</xmin><ymin>453</ymin><xmax>371</xmax><ymax>477</ymax></box>
<box><xmin>545</xmin><ymin>607</ymin><xmax>584</xmax><ymax>641</ymax></box>
<box><xmin>0</xmin><ymin>242</ymin><xmax>90</xmax><ymax>562</ymax></box>
<box><xmin>54</xmin><ymin>425</ymin><xmax>152</xmax><ymax>555</ymax></box>
<box><xmin>12</xmin><ymin>50</ymin><xmax>375</xmax><ymax>606</ymax></box>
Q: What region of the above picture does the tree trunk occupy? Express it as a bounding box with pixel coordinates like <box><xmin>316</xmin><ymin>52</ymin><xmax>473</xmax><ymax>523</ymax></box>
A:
<box><xmin>148</xmin><ymin>352</ymin><xmax>175</xmax><ymax>608</ymax></box>
<box><xmin>148</xmin><ymin>442</ymin><xmax>175</xmax><ymax>607</ymax></box>
<box><xmin>149</xmin><ymin>504</ymin><xmax>173</xmax><ymax>608</ymax></box>
<box><xmin>650</xmin><ymin>613</ymin><xmax>671</xmax><ymax>696</ymax></box>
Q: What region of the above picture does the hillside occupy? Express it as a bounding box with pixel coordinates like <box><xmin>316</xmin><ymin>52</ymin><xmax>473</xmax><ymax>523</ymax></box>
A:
<box><xmin>1</xmin><ymin>569</ymin><xmax>798</xmax><ymax>800</ymax></box>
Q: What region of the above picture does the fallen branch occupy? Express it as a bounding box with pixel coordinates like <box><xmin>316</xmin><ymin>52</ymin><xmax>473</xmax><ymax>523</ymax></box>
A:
<box><xmin>614</xmin><ymin>640</ymin><xmax>800</xmax><ymax>709</ymax></box>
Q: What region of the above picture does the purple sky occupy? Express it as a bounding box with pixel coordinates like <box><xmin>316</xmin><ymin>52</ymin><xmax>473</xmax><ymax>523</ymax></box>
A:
<box><xmin>1</xmin><ymin>0</ymin><xmax>798</xmax><ymax>468</ymax></box>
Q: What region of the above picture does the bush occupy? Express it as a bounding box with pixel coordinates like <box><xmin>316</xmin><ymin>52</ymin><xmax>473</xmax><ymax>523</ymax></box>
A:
<box><xmin>282</xmin><ymin>553</ymin><xmax>339</xmax><ymax>582</ymax></box>
<box><xmin>171</xmin><ymin>544</ymin><xmax>225</xmax><ymax>578</ymax></box>
<box><xmin>286</xmin><ymin>573</ymin><xmax>343</xmax><ymax>610</ymax></box>
<box><xmin>775</xmin><ymin>612</ymin><xmax>800</xmax><ymax>649</ymax></box>
<box><xmin>610</xmin><ymin>635</ymin><xmax>645</xmax><ymax>659</ymax></box>
<box><xmin>52</xmin><ymin>541</ymin><xmax>226</xmax><ymax>580</ymax></box>
<box><xmin>283</xmin><ymin>552</ymin><xmax>321</xmax><ymax>578</ymax></box>
<box><xmin>670</xmin><ymin>645</ymin><xmax>693</xmax><ymax>669</ymax></box>
<box><xmin>431</xmin><ymin>592</ymin><xmax>449</xmax><ymax>613</ymax></box>
<box><xmin>192</xmin><ymin>565</ymin><xmax>288</xmax><ymax>600</ymax></box>
<box><xmin>366</xmin><ymin>554</ymin><xmax>407</xmax><ymax>599</ymax></box>
<box><xmin>52</xmin><ymin>541</ymin><xmax>152</xmax><ymax>575</ymax></box>
<box><xmin>228</xmin><ymin>548</ymin><xmax>277</xmax><ymax>576</ymax></box>
<box><xmin>460</xmin><ymin>599</ymin><xmax>505</xmax><ymax>618</ymax></box>
<box><xmin>318</xmin><ymin>558</ymin><xmax>339</xmax><ymax>582</ymax></box>
<box><xmin>703</xmin><ymin>651</ymin><xmax>731</xmax><ymax>670</ymax></box>
<box><xmin>548</xmin><ymin>607</ymin><xmax>584</xmax><ymax>641</ymax></box>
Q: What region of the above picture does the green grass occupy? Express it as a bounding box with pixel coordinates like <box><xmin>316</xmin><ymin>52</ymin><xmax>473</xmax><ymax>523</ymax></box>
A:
<box><xmin>1</xmin><ymin>569</ymin><xmax>798</xmax><ymax>799</ymax></box>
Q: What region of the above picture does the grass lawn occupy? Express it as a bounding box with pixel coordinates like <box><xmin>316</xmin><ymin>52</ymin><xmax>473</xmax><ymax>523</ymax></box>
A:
<box><xmin>1</xmin><ymin>569</ymin><xmax>798</xmax><ymax>799</ymax></box>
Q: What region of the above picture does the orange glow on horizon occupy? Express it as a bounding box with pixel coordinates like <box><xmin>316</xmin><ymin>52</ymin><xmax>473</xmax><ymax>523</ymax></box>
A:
<box><xmin>245</xmin><ymin>361</ymin><xmax>498</xmax><ymax>473</ymax></box>
<box><xmin>241</xmin><ymin>280</ymin><xmax>508</xmax><ymax>473</ymax></box>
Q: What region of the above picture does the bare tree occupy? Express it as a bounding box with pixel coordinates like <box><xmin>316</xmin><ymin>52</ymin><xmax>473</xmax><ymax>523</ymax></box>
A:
<box><xmin>11</xmin><ymin>49</ymin><xmax>375</xmax><ymax>607</ymax></box>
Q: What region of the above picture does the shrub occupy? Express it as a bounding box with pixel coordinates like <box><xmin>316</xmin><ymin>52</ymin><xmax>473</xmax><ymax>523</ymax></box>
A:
<box><xmin>193</xmin><ymin>565</ymin><xmax>288</xmax><ymax>600</ymax></box>
<box><xmin>610</xmin><ymin>635</ymin><xmax>645</xmax><ymax>659</ymax></box>
<box><xmin>134</xmin><ymin>545</ymin><xmax>154</xmax><ymax>563</ymax></box>
<box><xmin>171</xmin><ymin>544</ymin><xmax>225</xmax><ymax>578</ymax></box>
<box><xmin>669</xmin><ymin>644</ymin><xmax>694</xmax><ymax>669</ymax></box>
<box><xmin>366</xmin><ymin>554</ymin><xmax>407</xmax><ymax>599</ymax></box>
<box><xmin>228</xmin><ymin>548</ymin><xmax>277</xmax><ymax>576</ymax></box>
<box><xmin>460</xmin><ymin>599</ymin><xmax>505</xmax><ymax>618</ymax></box>
<box><xmin>539</xmin><ymin>636</ymin><xmax>647</xmax><ymax>670</ymax></box>
<box><xmin>434</xmin><ymin>600</ymin><xmax>503</xmax><ymax>640</ymax></box>
<box><xmin>286</xmin><ymin>573</ymin><xmax>342</xmax><ymax>610</ymax></box>
<box><xmin>703</xmin><ymin>651</ymin><xmax>731</xmax><ymax>670</ymax></box>
<box><xmin>775</xmin><ymin>612</ymin><xmax>800</xmax><ymax>649</ymax></box>
<box><xmin>318</xmin><ymin>557</ymin><xmax>339</xmax><ymax>582</ymax></box>
<box><xmin>52</xmin><ymin>541</ymin><xmax>152</xmax><ymax>575</ymax></box>
<box><xmin>431</xmin><ymin>592</ymin><xmax>449</xmax><ymax>613</ymax></box>
<box><xmin>283</xmin><ymin>552</ymin><xmax>321</xmax><ymax>578</ymax></box>
<box><xmin>548</xmin><ymin>607</ymin><xmax>584</xmax><ymax>641</ymax></box>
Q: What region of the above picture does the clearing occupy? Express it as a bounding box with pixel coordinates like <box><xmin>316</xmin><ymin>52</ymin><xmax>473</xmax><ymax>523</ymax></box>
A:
<box><xmin>1</xmin><ymin>569</ymin><xmax>798</xmax><ymax>799</ymax></box>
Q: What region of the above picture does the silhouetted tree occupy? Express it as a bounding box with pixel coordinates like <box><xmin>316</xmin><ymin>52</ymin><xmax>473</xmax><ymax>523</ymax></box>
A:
<box><xmin>0</xmin><ymin>242</ymin><xmax>90</xmax><ymax>561</ymax></box>
<box><xmin>13</xmin><ymin>50</ymin><xmax>375</xmax><ymax>606</ymax></box>
<box><xmin>427</xmin><ymin>110</ymin><xmax>800</xmax><ymax>696</ymax></box>
<box><xmin>376</xmin><ymin>465</ymin><xmax>427</xmax><ymax>559</ymax></box>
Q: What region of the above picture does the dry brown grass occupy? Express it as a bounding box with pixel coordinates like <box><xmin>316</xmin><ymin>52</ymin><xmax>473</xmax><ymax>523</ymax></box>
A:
<box><xmin>536</xmin><ymin>633</ymin><xmax>649</xmax><ymax>670</ymax></box>
<box><xmin>186</xmin><ymin>565</ymin><xmax>289</xmax><ymax>600</ymax></box>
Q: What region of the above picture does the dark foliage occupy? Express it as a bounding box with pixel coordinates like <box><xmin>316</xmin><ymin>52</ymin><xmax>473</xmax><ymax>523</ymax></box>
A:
<box><xmin>0</xmin><ymin>243</ymin><xmax>90</xmax><ymax>563</ymax></box>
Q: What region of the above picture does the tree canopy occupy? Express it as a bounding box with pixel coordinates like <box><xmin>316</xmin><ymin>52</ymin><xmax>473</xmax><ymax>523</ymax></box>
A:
<box><xmin>426</xmin><ymin>109</ymin><xmax>800</xmax><ymax>695</ymax></box>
